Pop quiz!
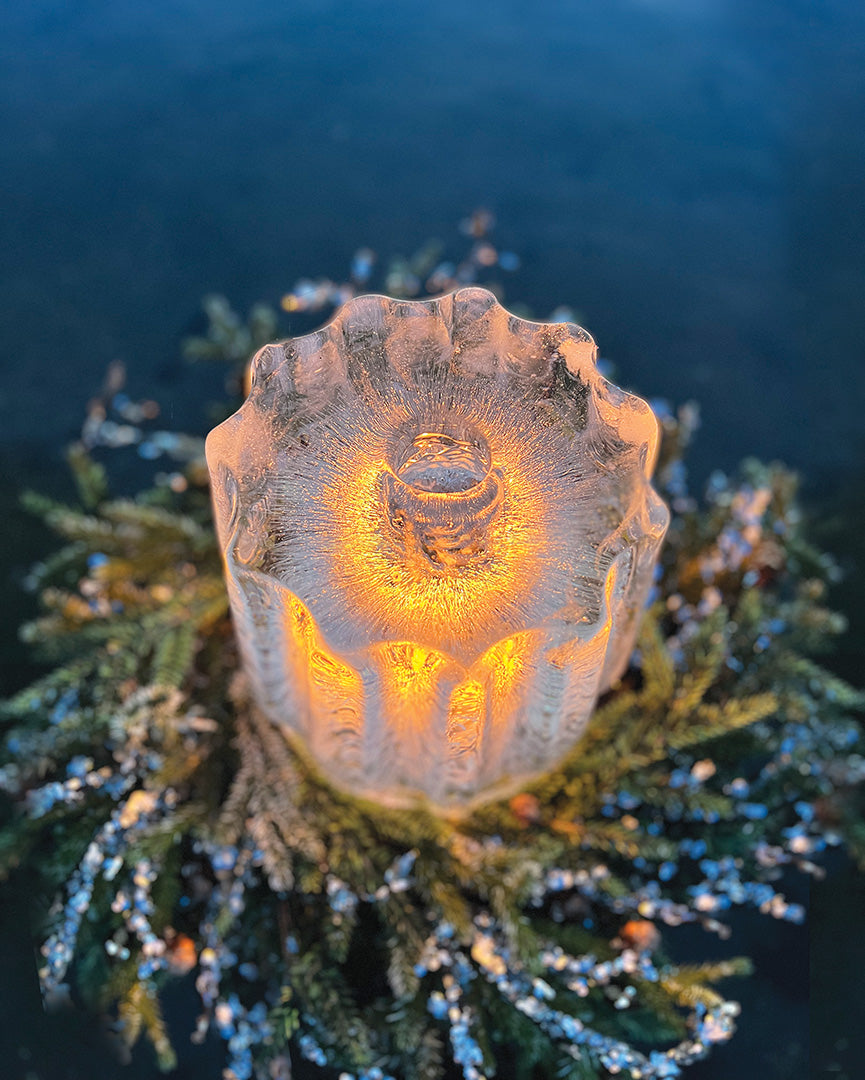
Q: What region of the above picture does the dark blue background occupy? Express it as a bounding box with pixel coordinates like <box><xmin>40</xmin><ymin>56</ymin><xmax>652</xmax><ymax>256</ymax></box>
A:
<box><xmin>1</xmin><ymin>2</ymin><xmax>863</xmax><ymax>1078</ymax></box>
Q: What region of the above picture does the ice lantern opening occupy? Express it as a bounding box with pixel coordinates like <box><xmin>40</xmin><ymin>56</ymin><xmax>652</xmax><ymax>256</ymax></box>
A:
<box><xmin>206</xmin><ymin>288</ymin><xmax>669</xmax><ymax>809</ymax></box>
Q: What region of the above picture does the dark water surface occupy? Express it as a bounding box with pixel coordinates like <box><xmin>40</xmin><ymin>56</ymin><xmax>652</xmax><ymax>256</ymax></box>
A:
<box><xmin>1</xmin><ymin>2</ymin><xmax>864</xmax><ymax>1078</ymax></box>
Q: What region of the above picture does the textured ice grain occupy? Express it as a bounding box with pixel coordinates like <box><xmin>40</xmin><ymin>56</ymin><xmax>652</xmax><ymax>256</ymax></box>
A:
<box><xmin>206</xmin><ymin>287</ymin><xmax>669</xmax><ymax>808</ymax></box>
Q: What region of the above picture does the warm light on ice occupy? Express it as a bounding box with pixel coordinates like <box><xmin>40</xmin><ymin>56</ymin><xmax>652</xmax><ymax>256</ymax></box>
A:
<box><xmin>206</xmin><ymin>288</ymin><xmax>668</xmax><ymax>807</ymax></box>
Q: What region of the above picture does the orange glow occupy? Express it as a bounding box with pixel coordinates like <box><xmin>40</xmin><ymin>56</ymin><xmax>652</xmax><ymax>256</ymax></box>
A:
<box><xmin>446</xmin><ymin>680</ymin><xmax>485</xmax><ymax>757</ymax></box>
<box><xmin>316</xmin><ymin>421</ymin><xmax>550</xmax><ymax>665</ymax></box>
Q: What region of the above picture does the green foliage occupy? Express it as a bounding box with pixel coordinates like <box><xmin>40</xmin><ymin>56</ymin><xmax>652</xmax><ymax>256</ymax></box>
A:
<box><xmin>118</xmin><ymin>981</ymin><xmax>178</xmax><ymax>1072</ymax></box>
<box><xmin>183</xmin><ymin>295</ymin><xmax>279</xmax><ymax>372</ymax></box>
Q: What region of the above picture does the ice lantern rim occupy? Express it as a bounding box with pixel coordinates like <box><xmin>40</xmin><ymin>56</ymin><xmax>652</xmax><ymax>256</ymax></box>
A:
<box><xmin>241</xmin><ymin>287</ymin><xmax>660</xmax><ymax>479</ymax></box>
<box><xmin>206</xmin><ymin>283</ymin><xmax>664</xmax><ymax>509</ymax></box>
<box><xmin>205</xmin><ymin>286</ymin><xmax>668</xmax><ymax>653</ymax></box>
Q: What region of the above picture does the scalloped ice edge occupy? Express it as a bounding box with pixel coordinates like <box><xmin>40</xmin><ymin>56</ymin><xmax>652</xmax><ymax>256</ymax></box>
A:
<box><xmin>239</xmin><ymin>287</ymin><xmax>659</xmax><ymax>475</ymax></box>
<box><xmin>248</xmin><ymin>287</ymin><xmax>590</xmax><ymax>386</ymax></box>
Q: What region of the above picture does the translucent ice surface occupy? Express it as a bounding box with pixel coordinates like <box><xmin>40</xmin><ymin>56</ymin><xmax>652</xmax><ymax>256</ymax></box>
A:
<box><xmin>206</xmin><ymin>288</ymin><xmax>668</xmax><ymax>808</ymax></box>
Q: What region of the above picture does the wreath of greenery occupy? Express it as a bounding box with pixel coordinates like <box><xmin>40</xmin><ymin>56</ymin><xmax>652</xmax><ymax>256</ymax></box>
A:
<box><xmin>1</xmin><ymin>296</ymin><xmax>862</xmax><ymax>1080</ymax></box>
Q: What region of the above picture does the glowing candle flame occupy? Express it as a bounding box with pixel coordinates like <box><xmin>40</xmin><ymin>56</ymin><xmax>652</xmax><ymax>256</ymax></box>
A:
<box><xmin>206</xmin><ymin>288</ymin><xmax>668</xmax><ymax>808</ymax></box>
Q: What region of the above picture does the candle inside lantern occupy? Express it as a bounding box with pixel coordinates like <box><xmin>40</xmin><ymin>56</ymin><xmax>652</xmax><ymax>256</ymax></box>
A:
<box><xmin>206</xmin><ymin>288</ymin><xmax>668</xmax><ymax>808</ymax></box>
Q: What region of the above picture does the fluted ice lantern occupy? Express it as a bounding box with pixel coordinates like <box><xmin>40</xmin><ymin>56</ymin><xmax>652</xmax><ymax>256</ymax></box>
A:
<box><xmin>206</xmin><ymin>288</ymin><xmax>668</xmax><ymax>808</ymax></box>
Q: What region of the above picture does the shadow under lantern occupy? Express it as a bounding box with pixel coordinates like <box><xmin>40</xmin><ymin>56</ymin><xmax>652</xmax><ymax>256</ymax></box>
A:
<box><xmin>206</xmin><ymin>287</ymin><xmax>669</xmax><ymax>809</ymax></box>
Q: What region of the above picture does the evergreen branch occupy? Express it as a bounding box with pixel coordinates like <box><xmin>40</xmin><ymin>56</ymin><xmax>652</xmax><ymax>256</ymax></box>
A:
<box><xmin>67</xmin><ymin>442</ymin><xmax>109</xmax><ymax>509</ymax></box>
<box><xmin>661</xmin><ymin>958</ymin><xmax>753</xmax><ymax>1011</ymax></box>
<box><xmin>118</xmin><ymin>980</ymin><xmax>178</xmax><ymax>1072</ymax></box>
<box><xmin>292</xmin><ymin>949</ymin><xmax>375</xmax><ymax>1067</ymax></box>
<box><xmin>672</xmin><ymin>693</ymin><xmax>777</xmax><ymax>752</ymax></box>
